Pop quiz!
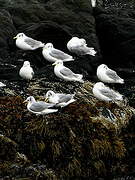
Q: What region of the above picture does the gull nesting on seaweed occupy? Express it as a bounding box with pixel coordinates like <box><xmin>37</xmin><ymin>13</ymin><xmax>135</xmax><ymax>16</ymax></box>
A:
<box><xmin>19</xmin><ymin>61</ymin><xmax>34</xmax><ymax>80</ymax></box>
<box><xmin>52</xmin><ymin>60</ymin><xmax>84</xmax><ymax>83</ymax></box>
<box><xmin>24</xmin><ymin>96</ymin><xmax>58</xmax><ymax>115</ymax></box>
<box><xmin>97</xmin><ymin>64</ymin><xmax>124</xmax><ymax>84</ymax></box>
<box><xmin>42</xmin><ymin>43</ymin><xmax>74</xmax><ymax>63</ymax></box>
<box><xmin>45</xmin><ymin>90</ymin><xmax>76</xmax><ymax>107</ymax></box>
<box><xmin>92</xmin><ymin>82</ymin><xmax>123</xmax><ymax>102</ymax></box>
<box><xmin>13</xmin><ymin>33</ymin><xmax>45</xmax><ymax>50</ymax></box>
<box><xmin>67</xmin><ymin>37</ymin><xmax>96</xmax><ymax>56</ymax></box>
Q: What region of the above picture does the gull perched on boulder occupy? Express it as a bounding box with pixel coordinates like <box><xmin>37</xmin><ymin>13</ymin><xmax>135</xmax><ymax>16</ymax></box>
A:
<box><xmin>92</xmin><ymin>82</ymin><xmax>123</xmax><ymax>102</ymax></box>
<box><xmin>19</xmin><ymin>61</ymin><xmax>34</xmax><ymax>80</ymax></box>
<box><xmin>13</xmin><ymin>33</ymin><xmax>45</xmax><ymax>50</ymax></box>
<box><xmin>52</xmin><ymin>60</ymin><xmax>84</xmax><ymax>83</ymax></box>
<box><xmin>24</xmin><ymin>96</ymin><xmax>58</xmax><ymax>115</ymax></box>
<box><xmin>42</xmin><ymin>43</ymin><xmax>74</xmax><ymax>63</ymax></box>
<box><xmin>67</xmin><ymin>37</ymin><xmax>96</xmax><ymax>56</ymax></box>
<box><xmin>45</xmin><ymin>90</ymin><xmax>76</xmax><ymax>107</ymax></box>
<box><xmin>97</xmin><ymin>64</ymin><xmax>124</xmax><ymax>84</ymax></box>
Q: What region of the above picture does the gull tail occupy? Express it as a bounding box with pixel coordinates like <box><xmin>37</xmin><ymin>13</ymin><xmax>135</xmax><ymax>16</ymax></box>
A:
<box><xmin>117</xmin><ymin>78</ymin><xmax>124</xmax><ymax>84</ymax></box>
<box><xmin>63</xmin><ymin>57</ymin><xmax>74</xmax><ymax>62</ymax></box>
<box><xmin>86</xmin><ymin>47</ymin><xmax>97</xmax><ymax>56</ymax></box>
<box><xmin>75</xmin><ymin>74</ymin><xmax>84</xmax><ymax>83</ymax></box>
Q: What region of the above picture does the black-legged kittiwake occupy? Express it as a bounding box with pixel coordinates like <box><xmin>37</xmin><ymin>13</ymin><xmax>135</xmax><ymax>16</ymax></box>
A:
<box><xmin>24</xmin><ymin>96</ymin><xmax>58</xmax><ymax>115</ymax></box>
<box><xmin>19</xmin><ymin>61</ymin><xmax>34</xmax><ymax>80</ymax></box>
<box><xmin>45</xmin><ymin>90</ymin><xmax>76</xmax><ymax>107</ymax></box>
<box><xmin>13</xmin><ymin>33</ymin><xmax>45</xmax><ymax>50</ymax></box>
<box><xmin>52</xmin><ymin>60</ymin><xmax>84</xmax><ymax>83</ymax></box>
<box><xmin>67</xmin><ymin>37</ymin><xmax>96</xmax><ymax>56</ymax></box>
<box><xmin>92</xmin><ymin>82</ymin><xmax>123</xmax><ymax>102</ymax></box>
<box><xmin>97</xmin><ymin>64</ymin><xmax>124</xmax><ymax>84</ymax></box>
<box><xmin>42</xmin><ymin>43</ymin><xmax>74</xmax><ymax>62</ymax></box>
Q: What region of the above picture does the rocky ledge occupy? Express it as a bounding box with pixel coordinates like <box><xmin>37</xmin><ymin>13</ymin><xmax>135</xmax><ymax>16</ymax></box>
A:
<box><xmin>0</xmin><ymin>0</ymin><xmax>135</xmax><ymax>179</ymax></box>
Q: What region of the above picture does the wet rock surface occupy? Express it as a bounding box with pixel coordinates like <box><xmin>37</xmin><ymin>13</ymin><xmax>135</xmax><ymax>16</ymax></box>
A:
<box><xmin>0</xmin><ymin>0</ymin><xmax>135</xmax><ymax>179</ymax></box>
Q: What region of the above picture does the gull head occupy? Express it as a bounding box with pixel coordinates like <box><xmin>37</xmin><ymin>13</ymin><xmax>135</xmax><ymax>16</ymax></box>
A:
<box><xmin>43</xmin><ymin>43</ymin><xmax>53</xmax><ymax>49</ymax></box>
<box><xmin>23</xmin><ymin>61</ymin><xmax>31</xmax><ymax>67</ymax></box>
<box><xmin>98</xmin><ymin>64</ymin><xmax>108</xmax><ymax>71</ymax></box>
<box><xmin>45</xmin><ymin>90</ymin><xmax>55</xmax><ymax>102</ymax></box>
<box><xmin>52</xmin><ymin>60</ymin><xmax>63</xmax><ymax>66</ymax></box>
<box><xmin>23</xmin><ymin>96</ymin><xmax>36</xmax><ymax>104</ymax></box>
<box><xmin>13</xmin><ymin>33</ymin><xmax>25</xmax><ymax>39</ymax></box>
<box><xmin>94</xmin><ymin>82</ymin><xmax>105</xmax><ymax>89</ymax></box>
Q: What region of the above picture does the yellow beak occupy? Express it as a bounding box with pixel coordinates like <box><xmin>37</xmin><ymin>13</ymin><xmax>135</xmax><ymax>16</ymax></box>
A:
<box><xmin>52</xmin><ymin>62</ymin><xmax>56</xmax><ymax>66</ymax></box>
<box><xmin>23</xmin><ymin>100</ymin><xmax>27</xmax><ymax>104</ymax></box>
<box><xmin>13</xmin><ymin>36</ymin><xmax>17</xmax><ymax>39</ymax></box>
<box><xmin>45</xmin><ymin>97</ymin><xmax>49</xmax><ymax>102</ymax></box>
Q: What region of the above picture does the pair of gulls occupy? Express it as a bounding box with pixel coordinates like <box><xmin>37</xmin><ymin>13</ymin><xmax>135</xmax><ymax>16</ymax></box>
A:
<box><xmin>19</xmin><ymin>60</ymin><xmax>84</xmax><ymax>83</ymax></box>
<box><xmin>24</xmin><ymin>91</ymin><xmax>76</xmax><ymax>115</ymax></box>
<box><xmin>93</xmin><ymin>64</ymin><xmax>124</xmax><ymax>102</ymax></box>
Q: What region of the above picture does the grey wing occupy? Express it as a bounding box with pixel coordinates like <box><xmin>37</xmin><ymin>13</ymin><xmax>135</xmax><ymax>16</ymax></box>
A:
<box><xmin>106</xmin><ymin>69</ymin><xmax>120</xmax><ymax>81</ymax></box>
<box><xmin>30</xmin><ymin>101</ymin><xmax>54</xmax><ymax>112</ymax></box>
<box><xmin>60</xmin><ymin>67</ymin><xmax>74</xmax><ymax>77</ymax></box>
<box><xmin>50</xmin><ymin>48</ymin><xmax>71</xmax><ymax>59</ymax></box>
<box><xmin>58</xmin><ymin>94</ymin><xmax>73</xmax><ymax>103</ymax></box>
<box><xmin>100</xmin><ymin>88</ymin><xmax>118</xmax><ymax>99</ymax></box>
<box><xmin>24</xmin><ymin>37</ymin><xmax>42</xmax><ymax>48</ymax></box>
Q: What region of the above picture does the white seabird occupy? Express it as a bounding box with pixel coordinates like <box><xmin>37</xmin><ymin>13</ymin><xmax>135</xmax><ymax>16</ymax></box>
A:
<box><xmin>19</xmin><ymin>61</ymin><xmax>34</xmax><ymax>80</ymax></box>
<box><xmin>42</xmin><ymin>43</ymin><xmax>74</xmax><ymax>62</ymax></box>
<box><xmin>67</xmin><ymin>37</ymin><xmax>96</xmax><ymax>56</ymax></box>
<box><xmin>52</xmin><ymin>60</ymin><xmax>84</xmax><ymax>83</ymax></box>
<box><xmin>13</xmin><ymin>33</ymin><xmax>45</xmax><ymax>50</ymax></box>
<box><xmin>97</xmin><ymin>64</ymin><xmax>124</xmax><ymax>84</ymax></box>
<box><xmin>92</xmin><ymin>82</ymin><xmax>123</xmax><ymax>102</ymax></box>
<box><xmin>24</xmin><ymin>96</ymin><xmax>58</xmax><ymax>115</ymax></box>
<box><xmin>45</xmin><ymin>90</ymin><xmax>76</xmax><ymax>107</ymax></box>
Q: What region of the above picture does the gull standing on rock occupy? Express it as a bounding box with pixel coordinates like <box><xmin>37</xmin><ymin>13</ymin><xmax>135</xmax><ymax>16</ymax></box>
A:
<box><xmin>97</xmin><ymin>64</ymin><xmax>124</xmax><ymax>84</ymax></box>
<box><xmin>13</xmin><ymin>33</ymin><xmax>45</xmax><ymax>50</ymax></box>
<box><xmin>45</xmin><ymin>90</ymin><xmax>76</xmax><ymax>107</ymax></box>
<box><xmin>19</xmin><ymin>61</ymin><xmax>34</xmax><ymax>80</ymax></box>
<box><xmin>24</xmin><ymin>96</ymin><xmax>58</xmax><ymax>115</ymax></box>
<box><xmin>52</xmin><ymin>60</ymin><xmax>84</xmax><ymax>83</ymax></box>
<box><xmin>67</xmin><ymin>37</ymin><xmax>96</xmax><ymax>56</ymax></box>
<box><xmin>92</xmin><ymin>82</ymin><xmax>123</xmax><ymax>102</ymax></box>
<box><xmin>42</xmin><ymin>43</ymin><xmax>74</xmax><ymax>63</ymax></box>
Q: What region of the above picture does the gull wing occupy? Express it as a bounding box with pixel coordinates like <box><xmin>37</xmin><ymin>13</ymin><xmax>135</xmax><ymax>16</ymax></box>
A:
<box><xmin>50</xmin><ymin>48</ymin><xmax>71</xmax><ymax>60</ymax></box>
<box><xmin>60</xmin><ymin>67</ymin><xmax>74</xmax><ymax>77</ymax></box>
<box><xmin>24</xmin><ymin>37</ymin><xmax>42</xmax><ymax>48</ymax></box>
<box><xmin>30</xmin><ymin>101</ymin><xmax>54</xmax><ymax>112</ymax></box>
<box><xmin>100</xmin><ymin>88</ymin><xmax>118</xmax><ymax>99</ymax></box>
<box><xmin>106</xmin><ymin>69</ymin><xmax>120</xmax><ymax>81</ymax></box>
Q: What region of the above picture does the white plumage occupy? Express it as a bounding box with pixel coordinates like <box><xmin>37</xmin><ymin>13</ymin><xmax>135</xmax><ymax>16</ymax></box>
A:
<box><xmin>19</xmin><ymin>61</ymin><xmax>34</xmax><ymax>80</ymax></box>
<box><xmin>14</xmin><ymin>33</ymin><xmax>44</xmax><ymax>50</ymax></box>
<box><xmin>45</xmin><ymin>90</ymin><xmax>76</xmax><ymax>107</ymax></box>
<box><xmin>42</xmin><ymin>43</ymin><xmax>74</xmax><ymax>62</ymax></box>
<box><xmin>67</xmin><ymin>37</ymin><xmax>96</xmax><ymax>56</ymax></box>
<box><xmin>52</xmin><ymin>60</ymin><xmax>84</xmax><ymax>83</ymax></box>
<box><xmin>92</xmin><ymin>82</ymin><xmax>123</xmax><ymax>102</ymax></box>
<box><xmin>97</xmin><ymin>64</ymin><xmax>124</xmax><ymax>84</ymax></box>
<box><xmin>24</xmin><ymin>96</ymin><xmax>58</xmax><ymax>115</ymax></box>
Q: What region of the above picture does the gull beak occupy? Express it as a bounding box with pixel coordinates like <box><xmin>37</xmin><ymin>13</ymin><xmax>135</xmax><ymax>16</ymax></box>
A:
<box><xmin>52</xmin><ymin>62</ymin><xmax>56</xmax><ymax>66</ymax></box>
<box><xmin>45</xmin><ymin>97</ymin><xmax>49</xmax><ymax>102</ymax></box>
<box><xmin>13</xmin><ymin>36</ymin><xmax>17</xmax><ymax>39</ymax></box>
<box><xmin>23</xmin><ymin>100</ymin><xmax>27</xmax><ymax>104</ymax></box>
